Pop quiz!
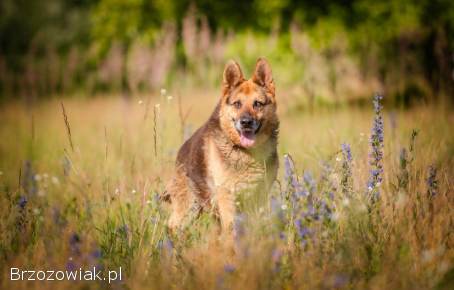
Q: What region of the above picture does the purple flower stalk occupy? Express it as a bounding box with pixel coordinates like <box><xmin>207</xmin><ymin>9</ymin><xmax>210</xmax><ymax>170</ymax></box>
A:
<box><xmin>18</xmin><ymin>196</ymin><xmax>27</xmax><ymax>210</ymax></box>
<box><xmin>320</xmin><ymin>161</ymin><xmax>336</xmax><ymax>201</ymax></box>
<box><xmin>367</xmin><ymin>94</ymin><xmax>384</xmax><ymax>202</ymax></box>
<box><xmin>303</xmin><ymin>171</ymin><xmax>316</xmax><ymax>195</ymax></box>
<box><xmin>223</xmin><ymin>264</ymin><xmax>236</xmax><ymax>273</ymax></box>
<box><xmin>284</xmin><ymin>154</ymin><xmax>303</xmax><ymax>195</ymax></box>
<box><xmin>69</xmin><ymin>233</ymin><xmax>81</xmax><ymax>256</ymax></box>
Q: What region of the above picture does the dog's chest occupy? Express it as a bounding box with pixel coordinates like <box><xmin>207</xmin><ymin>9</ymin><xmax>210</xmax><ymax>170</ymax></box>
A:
<box><xmin>205</xmin><ymin>139</ymin><xmax>266</xmax><ymax>194</ymax></box>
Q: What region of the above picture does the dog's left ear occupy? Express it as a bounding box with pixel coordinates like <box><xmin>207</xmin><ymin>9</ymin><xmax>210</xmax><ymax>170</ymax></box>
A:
<box><xmin>252</xmin><ymin>58</ymin><xmax>275</xmax><ymax>96</ymax></box>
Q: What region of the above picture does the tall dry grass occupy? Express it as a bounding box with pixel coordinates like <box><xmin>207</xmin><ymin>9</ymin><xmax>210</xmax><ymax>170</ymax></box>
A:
<box><xmin>0</xmin><ymin>90</ymin><xmax>452</xmax><ymax>289</ymax></box>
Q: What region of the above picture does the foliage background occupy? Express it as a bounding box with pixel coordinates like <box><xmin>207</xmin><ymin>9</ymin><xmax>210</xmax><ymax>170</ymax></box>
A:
<box><xmin>0</xmin><ymin>0</ymin><xmax>453</xmax><ymax>106</ymax></box>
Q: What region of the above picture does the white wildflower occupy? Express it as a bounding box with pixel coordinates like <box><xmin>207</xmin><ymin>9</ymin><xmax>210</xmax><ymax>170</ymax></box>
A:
<box><xmin>342</xmin><ymin>198</ymin><xmax>350</xmax><ymax>206</ymax></box>
<box><xmin>331</xmin><ymin>212</ymin><xmax>340</xmax><ymax>221</ymax></box>
<box><xmin>51</xmin><ymin>176</ymin><xmax>59</xmax><ymax>185</ymax></box>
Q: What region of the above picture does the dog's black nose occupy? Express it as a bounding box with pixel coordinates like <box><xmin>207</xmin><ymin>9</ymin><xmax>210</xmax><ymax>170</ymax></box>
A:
<box><xmin>240</xmin><ymin>116</ymin><xmax>254</xmax><ymax>128</ymax></box>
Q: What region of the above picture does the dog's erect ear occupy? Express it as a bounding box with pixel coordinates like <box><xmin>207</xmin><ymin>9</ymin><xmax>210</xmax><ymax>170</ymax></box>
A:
<box><xmin>252</xmin><ymin>58</ymin><xmax>275</xmax><ymax>96</ymax></box>
<box><xmin>222</xmin><ymin>60</ymin><xmax>244</xmax><ymax>96</ymax></box>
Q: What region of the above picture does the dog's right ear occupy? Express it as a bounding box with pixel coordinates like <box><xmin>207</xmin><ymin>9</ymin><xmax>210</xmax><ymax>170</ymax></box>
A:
<box><xmin>222</xmin><ymin>60</ymin><xmax>244</xmax><ymax>96</ymax></box>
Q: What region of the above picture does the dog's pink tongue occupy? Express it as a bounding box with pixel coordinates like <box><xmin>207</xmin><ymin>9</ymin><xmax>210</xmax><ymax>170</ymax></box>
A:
<box><xmin>240</xmin><ymin>132</ymin><xmax>255</xmax><ymax>148</ymax></box>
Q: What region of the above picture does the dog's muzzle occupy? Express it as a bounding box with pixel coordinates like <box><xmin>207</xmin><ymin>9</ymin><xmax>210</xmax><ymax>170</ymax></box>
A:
<box><xmin>234</xmin><ymin>115</ymin><xmax>261</xmax><ymax>148</ymax></box>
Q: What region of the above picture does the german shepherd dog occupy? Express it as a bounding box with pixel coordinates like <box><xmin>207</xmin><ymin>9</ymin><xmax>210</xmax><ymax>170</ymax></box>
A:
<box><xmin>166</xmin><ymin>58</ymin><xmax>279</xmax><ymax>232</ymax></box>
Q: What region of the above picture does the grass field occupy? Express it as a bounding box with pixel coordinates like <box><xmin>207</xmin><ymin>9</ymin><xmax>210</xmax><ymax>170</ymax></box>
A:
<box><xmin>0</xmin><ymin>90</ymin><xmax>453</xmax><ymax>289</ymax></box>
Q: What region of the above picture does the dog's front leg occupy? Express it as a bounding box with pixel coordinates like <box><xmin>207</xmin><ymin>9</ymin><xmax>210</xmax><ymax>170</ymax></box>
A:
<box><xmin>216</xmin><ymin>187</ymin><xmax>236</xmax><ymax>233</ymax></box>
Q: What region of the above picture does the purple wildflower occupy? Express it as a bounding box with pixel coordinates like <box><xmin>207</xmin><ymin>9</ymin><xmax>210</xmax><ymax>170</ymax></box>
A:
<box><xmin>284</xmin><ymin>154</ymin><xmax>303</xmax><ymax>193</ymax></box>
<box><xmin>66</xmin><ymin>261</ymin><xmax>77</xmax><ymax>271</ymax></box>
<box><xmin>16</xmin><ymin>195</ymin><xmax>28</xmax><ymax>231</ymax></box>
<box><xmin>341</xmin><ymin>143</ymin><xmax>352</xmax><ymax>162</ymax></box>
<box><xmin>234</xmin><ymin>213</ymin><xmax>246</xmax><ymax>240</ymax></box>
<box><xmin>332</xmin><ymin>274</ymin><xmax>349</xmax><ymax>288</ymax></box>
<box><xmin>320</xmin><ymin>161</ymin><xmax>336</xmax><ymax>202</ymax></box>
<box><xmin>272</xmin><ymin>248</ymin><xmax>283</xmax><ymax>273</ymax></box>
<box><xmin>223</xmin><ymin>264</ymin><xmax>236</xmax><ymax>273</ymax></box>
<box><xmin>301</xmin><ymin>171</ymin><xmax>316</xmax><ymax>219</ymax></box>
<box><xmin>89</xmin><ymin>247</ymin><xmax>103</xmax><ymax>269</ymax></box>
<box><xmin>158</xmin><ymin>237</ymin><xmax>174</xmax><ymax>255</ymax></box>
<box><xmin>319</xmin><ymin>200</ymin><xmax>332</xmax><ymax>220</ymax></box>
<box><xmin>294</xmin><ymin>219</ymin><xmax>310</xmax><ymax>240</ymax></box>
<box><xmin>272</xmin><ymin>248</ymin><xmax>283</xmax><ymax>263</ymax></box>
<box><xmin>165</xmin><ymin>238</ymin><xmax>174</xmax><ymax>251</ymax></box>
<box><xmin>294</xmin><ymin>219</ymin><xmax>305</xmax><ymax>245</ymax></box>
<box><xmin>91</xmin><ymin>248</ymin><xmax>102</xmax><ymax>259</ymax></box>
<box><xmin>69</xmin><ymin>233</ymin><xmax>81</xmax><ymax>258</ymax></box>
<box><xmin>284</xmin><ymin>154</ymin><xmax>295</xmax><ymax>181</ymax></box>
<box><xmin>367</xmin><ymin>94</ymin><xmax>384</xmax><ymax>202</ymax></box>
<box><xmin>279</xmin><ymin>231</ymin><xmax>286</xmax><ymax>240</ymax></box>
<box><xmin>69</xmin><ymin>233</ymin><xmax>80</xmax><ymax>247</ymax></box>
<box><xmin>18</xmin><ymin>196</ymin><xmax>27</xmax><ymax>210</ymax></box>
<box><xmin>303</xmin><ymin>171</ymin><xmax>316</xmax><ymax>195</ymax></box>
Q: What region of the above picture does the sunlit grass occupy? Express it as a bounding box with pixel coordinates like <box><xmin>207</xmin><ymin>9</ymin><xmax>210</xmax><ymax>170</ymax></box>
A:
<box><xmin>0</xmin><ymin>91</ymin><xmax>452</xmax><ymax>289</ymax></box>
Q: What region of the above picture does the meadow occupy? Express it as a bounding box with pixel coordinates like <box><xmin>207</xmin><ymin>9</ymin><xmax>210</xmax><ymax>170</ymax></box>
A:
<box><xmin>0</xmin><ymin>89</ymin><xmax>452</xmax><ymax>290</ymax></box>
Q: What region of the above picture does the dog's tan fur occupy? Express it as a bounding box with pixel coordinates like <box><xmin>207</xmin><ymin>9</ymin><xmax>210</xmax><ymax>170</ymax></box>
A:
<box><xmin>165</xmin><ymin>58</ymin><xmax>279</xmax><ymax>231</ymax></box>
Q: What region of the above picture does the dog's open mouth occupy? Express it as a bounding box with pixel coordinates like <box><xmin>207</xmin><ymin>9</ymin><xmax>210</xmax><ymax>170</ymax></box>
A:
<box><xmin>239</xmin><ymin>129</ymin><xmax>256</xmax><ymax>148</ymax></box>
<box><xmin>237</xmin><ymin>123</ymin><xmax>261</xmax><ymax>148</ymax></box>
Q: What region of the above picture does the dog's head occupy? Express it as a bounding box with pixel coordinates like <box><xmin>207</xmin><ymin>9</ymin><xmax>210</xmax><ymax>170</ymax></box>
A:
<box><xmin>219</xmin><ymin>58</ymin><xmax>278</xmax><ymax>149</ymax></box>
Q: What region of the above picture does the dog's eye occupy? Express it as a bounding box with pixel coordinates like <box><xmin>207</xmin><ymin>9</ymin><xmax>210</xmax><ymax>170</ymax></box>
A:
<box><xmin>232</xmin><ymin>101</ymin><xmax>242</xmax><ymax>109</ymax></box>
<box><xmin>253</xmin><ymin>100</ymin><xmax>265</xmax><ymax>109</ymax></box>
